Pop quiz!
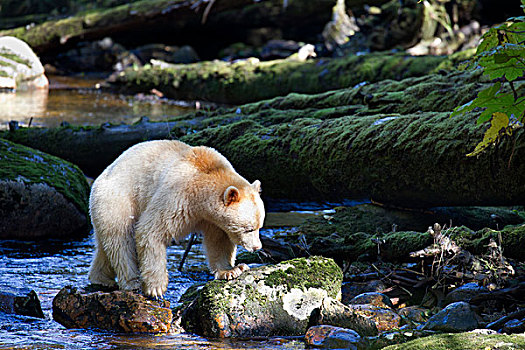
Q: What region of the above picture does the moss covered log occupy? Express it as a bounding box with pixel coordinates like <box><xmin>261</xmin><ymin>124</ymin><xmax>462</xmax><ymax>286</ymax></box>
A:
<box><xmin>0</xmin><ymin>0</ymin><xmax>335</xmax><ymax>58</ymax></box>
<box><xmin>108</xmin><ymin>52</ymin><xmax>450</xmax><ymax>104</ymax></box>
<box><xmin>285</xmin><ymin>206</ymin><xmax>525</xmax><ymax>261</ymax></box>
<box><xmin>2</xmin><ymin>70</ymin><xmax>524</xmax><ymax>207</ymax></box>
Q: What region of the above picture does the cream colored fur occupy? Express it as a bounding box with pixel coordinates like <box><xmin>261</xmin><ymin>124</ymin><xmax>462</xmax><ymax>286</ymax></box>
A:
<box><xmin>88</xmin><ymin>140</ymin><xmax>265</xmax><ymax>298</ymax></box>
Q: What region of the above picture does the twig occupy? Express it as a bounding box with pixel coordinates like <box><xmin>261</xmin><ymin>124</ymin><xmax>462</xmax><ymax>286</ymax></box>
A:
<box><xmin>178</xmin><ymin>233</ymin><xmax>197</xmax><ymax>271</ymax></box>
<box><xmin>201</xmin><ymin>0</ymin><xmax>216</xmax><ymax>24</ymax></box>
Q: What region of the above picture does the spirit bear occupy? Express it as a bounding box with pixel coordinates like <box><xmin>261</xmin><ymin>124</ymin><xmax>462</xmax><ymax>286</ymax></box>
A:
<box><xmin>88</xmin><ymin>140</ymin><xmax>265</xmax><ymax>298</ymax></box>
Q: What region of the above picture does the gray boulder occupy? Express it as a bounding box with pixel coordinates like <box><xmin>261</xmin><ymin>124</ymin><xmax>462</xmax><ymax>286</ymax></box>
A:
<box><xmin>0</xmin><ymin>36</ymin><xmax>48</xmax><ymax>90</ymax></box>
<box><xmin>424</xmin><ymin>301</ymin><xmax>480</xmax><ymax>332</ymax></box>
<box><xmin>181</xmin><ymin>256</ymin><xmax>343</xmax><ymax>338</ymax></box>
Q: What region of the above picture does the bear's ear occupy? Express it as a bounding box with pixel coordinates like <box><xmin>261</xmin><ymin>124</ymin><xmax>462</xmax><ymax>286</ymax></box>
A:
<box><xmin>251</xmin><ymin>180</ymin><xmax>261</xmax><ymax>193</ymax></box>
<box><xmin>223</xmin><ymin>186</ymin><xmax>240</xmax><ymax>206</ymax></box>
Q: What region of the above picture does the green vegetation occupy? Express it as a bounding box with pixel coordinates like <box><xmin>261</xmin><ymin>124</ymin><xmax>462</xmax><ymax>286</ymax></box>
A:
<box><xmin>451</xmin><ymin>0</ymin><xmax>525</xmax><ymax>156</ymax></box>
<box><xmin>0</xmin><ymin>0</ymin><xmax>179</xmax><ymax>50</ymax></box>
<box><xmin>264</xmin><ymin>256</ymin><xmax>343</xmax><ymax>299</ymax></box>
<box><xmin>383</xmin><ymin>332</ymin><xmax>525</xmax><ymax>350</ymax></box>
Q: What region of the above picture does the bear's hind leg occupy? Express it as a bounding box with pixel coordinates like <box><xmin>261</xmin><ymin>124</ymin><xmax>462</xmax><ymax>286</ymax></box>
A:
<box><xmin>203</xmin><ymin>225</ymin><xmax>249</xmax><ymax>280</ymax></box>
<box><xmin>92</xmin><ymin>214</ymin><xmax>142</xmax><ymax>292</ymax></box>
<box><xmin>135</xmin><ymin>228</ymin><xmax>169</xmax><ymax>298</ymax></box>
<box><xmin>107</xmin><ymin>229</ymin><xmax>142</xmax><ymax>292</ymax></box>
<box><xmin>88</xmin><ymin>238</ymin><xmax>117</xmax><ymax>287</ymax></box>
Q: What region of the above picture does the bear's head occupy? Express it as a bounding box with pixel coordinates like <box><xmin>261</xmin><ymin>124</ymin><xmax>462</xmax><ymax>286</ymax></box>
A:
<box><xmin>215</xmin><ymin>180</ymin><xmax>265</xmax><ymax>252</ymax></box>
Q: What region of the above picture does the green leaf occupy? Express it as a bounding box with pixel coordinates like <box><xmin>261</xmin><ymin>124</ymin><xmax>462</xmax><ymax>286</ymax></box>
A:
<box><xmin>494</xmin><ymin>53</ymin><xmax>510</xmax><ymax>64</ymax></box>
<box><xmin>477</xmin><ymin>28</ymin><xmax>499</xmax><ymax>54</ymax></box>
<box><xmin>477</xmin><ymin>109</ymin><xmax>493</xmax><ymax>125</ymax></box>
<box><xmin>450</xmin><ymin>83</ymin><xmax>503</xmax><ymax>118</ymax></box>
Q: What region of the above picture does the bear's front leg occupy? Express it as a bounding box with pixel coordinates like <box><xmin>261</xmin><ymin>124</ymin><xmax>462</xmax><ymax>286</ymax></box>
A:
<box><xmin>135</xmin><ymin>231</ymin><xmax>169</xmax><ymax>298</ymax></box>
<box><xmin>203</xmin><ymin>225</ymin><xmax>249</xmax><ymax>280</ymax></box>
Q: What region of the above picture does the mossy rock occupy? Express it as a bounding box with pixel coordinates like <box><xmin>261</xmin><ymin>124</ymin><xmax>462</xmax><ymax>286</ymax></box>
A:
<box><xmin>0</xmin><ymin>138</ymin><xmax>90</xmax><ymax>239</ymax></box>
<box><xmin>295</xmin><ymin>204</ymin><xmax>524</xmax><ymax>241</ymax></box>
<box><xmin>279</xmin><ymin>205</ymin><xmax>525</xmax><ymax>262</ymax></box>
<box><xmin>181</xmin><ymin>256</ymin><xmax>342</xmax><ymax>338</ymax></box>
<box><xmin>382</xmin><ymin>331</ymin><xmax>525</xmax><ymax>350</ymax></box>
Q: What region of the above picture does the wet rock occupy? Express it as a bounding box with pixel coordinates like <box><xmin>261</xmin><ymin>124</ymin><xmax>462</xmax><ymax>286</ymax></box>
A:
<box><xmin>398</xmin><ymin>306</ymin><xmax>430</xmax><ymax>323</ymax></box>
<box><xmin>445</xmin><ymin>282</ymin><xmax>488</xmax><ymax>305</ymax></box>
<box><xmin>305</xmin><ymin>325</ymin><xmax>367</xmax><ymax>349</ymax></box>
<box><xmin>53</xmin><ymin>37</ymin><xmax>130</xmax><ymax>73</ymax></box>
<box><xmin>132</xmin><ymin>44</ymin><xmax>200</xmax><ymax>65</ymax></box>
<box><xmin>181</xmin><ymin>256</ymin><xmax>342</xmax><ymax>338</ymax></box>
<box><xmin>341</xmin><ymin>280</ymin><xmax>387</xmax><ymax>304</ymax></box>
<box><xmin>310</xmin><ymin>297</ymin><xmax>401</xmax><ymax>336</ymax></box>
<box><xmin>0</xmin><ymin>36</ymin><xmax>48</xmax><ymax>90</ymax></box>
<box><xmin>502</xmin><ymin>319</ymin><xmax>525</xmax><ymax>334</ymax></box>
<box><xmin>0</xmin><ymin>138</ymin><xmax>90</xmax><ymax>239</ymax></box>
<box><xmin>52</xmin><ymin>286</ymin><xmax>172</xmax><ymax>333</ymax></box>
<box><xmin>0</xmin><ymin>288</ymin><xmax>44</xmax><ymax>318</ymax></box>
<box><xmin>424</xmin><ymin>301</ymin><xmax>480</xmax><ymax>332</ymax></box>
<box><xmin>349</xmin><ymin>292</ymin><xmax>394</xmax><ymax>309</ymax></box>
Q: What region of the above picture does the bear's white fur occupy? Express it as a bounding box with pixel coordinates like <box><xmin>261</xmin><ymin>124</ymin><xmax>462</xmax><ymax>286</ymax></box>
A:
<box><xmin>88</xmin><ymin>140</ymin><xmax>265</xmax><ymax>298</ymax></box>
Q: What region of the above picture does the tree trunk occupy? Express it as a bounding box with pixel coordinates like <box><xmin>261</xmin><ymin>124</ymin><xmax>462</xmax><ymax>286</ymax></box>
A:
<box><xmin>2</xmin><ymin>70</ymin><xmax>524</xmax><ymax>208</ymax></box>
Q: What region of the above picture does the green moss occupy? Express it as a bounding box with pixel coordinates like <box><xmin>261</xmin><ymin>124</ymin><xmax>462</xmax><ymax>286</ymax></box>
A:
<box><xmin>0</xmin><ymin>50</ymin><xmax>32</xmax><ymax>67</ymax></box>
<box><xmin>382</xmin><ymin>332</ymin><xmax>525</xmax><ymax>350</ymax></box>
<box><xmin>0</xmin><ymin>138</ymin><xmax>90</xmax><ymax>216</ymax></box>
<box><xmin>264</xmin><ymin>256</ymin><xmax>343</xmax><ymax>299</ymax></box>
<box><xmin>109</xmin><ymin>52</ymin><xmax>451</xmax><ymax>105</ymax></box>
<box><xmin>447</xmin><ymin>224</ymin><xmax>525</xmax><ymax>260</ymax></box>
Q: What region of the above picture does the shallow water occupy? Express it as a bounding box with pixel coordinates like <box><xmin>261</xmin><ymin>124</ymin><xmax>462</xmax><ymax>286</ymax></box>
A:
<box><xmin>0</xmin><ymin>233</ymin><xmax>305</xmax><ymax>349</ymax></box>
<box><xmin>0</xmin><ymin>75</ymin><xmax>192</xmax><ymax>129</ymax></box>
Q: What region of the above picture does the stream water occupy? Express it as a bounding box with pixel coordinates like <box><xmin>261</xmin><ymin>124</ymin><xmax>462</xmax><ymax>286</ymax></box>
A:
<box><xmin>0</xmin><ymin>75</ymin><xmax>192</xmax><ymax>129</ymax></box>
<box><xmin>0</xmin><ymin>231</ymin><xmax>306</xmax><ymax>349</ymax></box>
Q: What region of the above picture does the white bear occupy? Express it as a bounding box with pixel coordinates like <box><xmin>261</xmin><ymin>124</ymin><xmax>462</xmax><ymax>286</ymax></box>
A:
<box><xmin>88</xmin><ymin>140</ymin><xmax>265</xmax><ymax>298</ymax></box>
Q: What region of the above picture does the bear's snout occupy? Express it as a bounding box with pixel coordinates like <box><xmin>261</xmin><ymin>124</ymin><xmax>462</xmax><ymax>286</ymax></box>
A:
<box><xmin>241</xmin><ymin>232</ymin><xmax>262</xmax><ymax>252</ymax></box>
<box><xmin>250</xmin><ymin>242</ymin><xmax>262</xmax><ymax>252</ymax></box>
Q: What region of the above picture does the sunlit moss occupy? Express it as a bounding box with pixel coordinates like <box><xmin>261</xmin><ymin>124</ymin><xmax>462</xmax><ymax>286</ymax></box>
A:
<box><xmin>382</xmin><ymin>332</ymin><xmax>525</xmax><ymax>350</ymax></box>
<box><xmin>110</xmin><ymin>52</ymin><xmax>451</xmax><ymax>104</ymax></box>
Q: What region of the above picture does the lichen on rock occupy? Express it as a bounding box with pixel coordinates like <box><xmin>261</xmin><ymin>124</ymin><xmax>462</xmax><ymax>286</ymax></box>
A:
<box><xmin>181</xmin><ymin>256</ymin><xmax>342</xmax><ymax>338</ymax></box>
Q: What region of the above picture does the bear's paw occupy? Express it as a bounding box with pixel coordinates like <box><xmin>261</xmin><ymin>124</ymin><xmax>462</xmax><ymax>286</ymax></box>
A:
<box><xmin>215</xmin><ymin>263</ymin><xmax>250</xmax><ymax>280</ymax></box>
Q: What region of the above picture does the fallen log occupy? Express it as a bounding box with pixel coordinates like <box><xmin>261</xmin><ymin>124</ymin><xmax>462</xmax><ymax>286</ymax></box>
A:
<box><xmin>0</xmin><ymin>0</ymin><xmax>335</xmax><ymax>58</ymax></box>
<box><xmin>2</xmin><ymin>71</ymin><xmax>524</xmax><ymax>207</ymax></box>
<box><xmin>107</xmin><ymin>52</ymin><xmax>449</xmax><ymax>104</ymax></box>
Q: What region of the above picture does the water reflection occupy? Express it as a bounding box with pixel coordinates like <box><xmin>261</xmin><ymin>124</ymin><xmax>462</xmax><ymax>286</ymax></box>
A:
<box><xmin>0</xmin><ymin>89</ymin><xmax>48</xmax><ymax>125</ymax></box>
<box><xmin>0</xmin><ymin>76</ymin><xmax>191</xmax><ymax>129</ymax></box>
